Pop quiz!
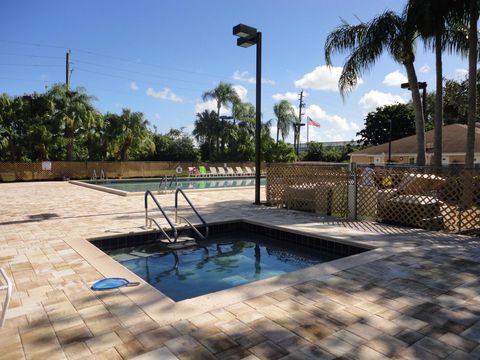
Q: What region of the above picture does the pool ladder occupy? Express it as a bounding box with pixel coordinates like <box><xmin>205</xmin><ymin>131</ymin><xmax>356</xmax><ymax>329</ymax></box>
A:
<box><xmin>91</xmin><ymin>169</ymin><xmax>107</xmax><ymax>182</ymax></box>
<box><xmin>144</xmin><ymin>189</ymin><xmax>208</xmax><ymax>243</ymax></box>
<box><xmin>158</xmin><ymin>175</ymin><xmax>178</xmax><ymax>193</ymax></box>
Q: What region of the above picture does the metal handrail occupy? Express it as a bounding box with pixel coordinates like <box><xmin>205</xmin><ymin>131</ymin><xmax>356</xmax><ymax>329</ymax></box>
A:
<box><xmin>175</xmin><ymin>187</ymin><xmax>209</xmax><ymax>239</ymax></box>
<box><xmin>158</xmin><ymin>176</ymin><xmax>167</xmax><ymax>192</ymax></box>
<box><xmin>100</xmin><ymin>169</ymin><xmax>107</xmax><ymax>180</ymax></box>
<box><xmin>0</xmin><ymin>268</ymin><xmax>12</xmax><ymax>328</ymax></box>
<box><xmin>169</xmin><ymin>175</ymin><xmax>178</xmax><ymax>188</ymax></box>
<box><xmin>159</xmin><ymin>175</ymin><xmax>178</xmax><ymax>193</ymax></box>
<box><xmin>144</xmin><ymin>190</ymin><xmax>178</xmax><ymax>242</ymax></box>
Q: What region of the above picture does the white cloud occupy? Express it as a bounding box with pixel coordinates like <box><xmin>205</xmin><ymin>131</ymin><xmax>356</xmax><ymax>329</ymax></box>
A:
<box><xmin>358</xmin><ymin>90</ymin><xmax>406</xmax><ymax>115</ymax></box>
<box><xmin>382</xmin><ymin>70</ymin><xmax>407</xmax><ymax>87</ymax></box>
<box><xmin>455</xmin><ymin>68</ymin><xmax>468</xmax><ymax>78</ymax></box>
<box><xmin>130</xmin><ymin>81</ymin><xmax>139</xmax><ymax>91</ymax></box>
<box><xmin>305</xmin><ymin>104</ymin><xmax>355</xmax><ymax>131</ymax></box>
<box><xmin>146</xmin><ymin>87</ymin><xmax>183</xmax><ymax>102</ymax></box>
<box><xmin>232</xmin><ymin>84</ymin><xmax>248</xmax><ymax>102</ymax></box>
<box><xmin>419</xmin><ymin>64</ymin><xmax>431</xmax><ymax>73</ymax></box>
<box><xmin>280</xmin><ymin>104</ymin><xmax>360</xmax><ymax>143</ymax></box>
<box><xmin>294</xmin><ymin>65</ymin><xmax>363</xmax><ymax>92</ymax></box>
<box><xmin>232</xmin><ymin>71</ymin><xmax>275</xmax><ymax>85</ymax></box>
<box><xmin>272</xmin><ymin>91</ymin><xmax>309</xmax><ymax>102</ymax></box>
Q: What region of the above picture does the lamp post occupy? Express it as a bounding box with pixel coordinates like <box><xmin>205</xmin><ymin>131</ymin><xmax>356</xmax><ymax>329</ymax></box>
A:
<box><xmin>293</xmin><ymin>122</ymin><xmax>305</xmax><ymax>155</ymax></box>
<box><xmin>388</xmin><ymin>118</ymin><xmax>392</xmax><ymax>164</ymax></box>
<box><xmin>233</xmin><ymin>24</ymin><xmax>262</xmax><ymax>205</ymax></box>
<box><xmin>401</xmin><ymin>81</ymin><xmax>427</xmax><ymax>121</ymax></box>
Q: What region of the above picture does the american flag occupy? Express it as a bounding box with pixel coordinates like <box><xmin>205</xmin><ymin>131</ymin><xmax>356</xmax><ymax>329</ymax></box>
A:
<box><xmin>307</xmin><ymin>116</ymin><xmax>320</xmax><ymax>128</ymax></box>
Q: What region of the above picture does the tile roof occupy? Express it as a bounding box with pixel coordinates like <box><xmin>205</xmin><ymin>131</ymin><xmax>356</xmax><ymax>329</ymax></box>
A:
<box><xmin>351</xmin><ymin>123</ymin><xmax>480</xmax><ymax>155</ymax></box>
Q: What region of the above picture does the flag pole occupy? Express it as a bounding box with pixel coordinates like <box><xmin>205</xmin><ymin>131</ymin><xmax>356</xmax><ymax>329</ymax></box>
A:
<box><xmin>307</xmin><ymin>120</ymin><xmax>309</xmax><ymax>145</ymax></box>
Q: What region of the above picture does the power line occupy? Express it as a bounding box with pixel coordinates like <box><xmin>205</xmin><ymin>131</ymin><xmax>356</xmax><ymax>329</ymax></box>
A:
<box><xmin>73</xmin><ymin>59</ymin><xmax>214</xmax><ymax>86</ymax></box>
<box><xmin>0</xmin><ymin>39</ymin><xmax>232</xmax><ymax>80</ymax></box>
<box><xmin>74</xmin><ymin>67</ymin><xmax>203</xmax><ymax>93</ymax></box>
<box><xmin>0</xmin><ymin>63</ymin><xmax>63</xmax><ymax>67</ymax></box>
<box><xmin>0</xmin><ymin>52</ymin><xmax>64</xmax><ymax>59</ymax></box>
<box><xmin>0</xmin><ymin>76</ymin><xmax>52</xmax><ymax>82</ymax></box>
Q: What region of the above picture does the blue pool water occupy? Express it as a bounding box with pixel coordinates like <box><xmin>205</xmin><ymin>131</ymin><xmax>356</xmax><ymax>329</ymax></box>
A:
<box><xmin>91</xmin><ymin>176</ymin><xmax>266</xmax><ymax>192</ymax></box>
<box><xmin>107</xmin><ymin>232</ymin><xmax>343</xmax><ymax>301</ymax></box>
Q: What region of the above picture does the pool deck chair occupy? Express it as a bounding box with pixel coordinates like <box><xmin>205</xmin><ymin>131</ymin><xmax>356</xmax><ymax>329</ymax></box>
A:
<box><xmin>198</xmin><ymin>166</ymin><xmax>209</xmax><ymax>177</ymax></box>
<box><xmin>235</xmin><ymin>167</ymin><xmax>246</xmax><ymax>176</ymax></box>
<box><xmin>244</xmin><ymin>166</ymin><xmax>253</xmax><ymax>176</ymax></box>
<box><xmin>217</xmin><ymin>167</ymin><xmax>227</xmax><ymax>176</ymax></box>
<box><xmin>188</xmin><ymin>166</ymin><xmax>198</xmax><ymax>177</ymax></box>
<box><xmin>209</xmin><ymin>167</ymin><xmax>219</xmax><ymax>176</ymax></box>
<box><xmin>0</xmin><ymin>268</ymin><xmax>12</xmax><ymax>328</ymax></box>
<box><xmin>226</xmin><ymin>167</ymin><xmax>236</xmax><ymax>176</ymax></box>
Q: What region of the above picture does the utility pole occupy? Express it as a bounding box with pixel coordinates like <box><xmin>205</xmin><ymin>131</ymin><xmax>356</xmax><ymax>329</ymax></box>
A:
<box><xmin>65</xmin><ymin>49</ymin><xmax>71</xmax><ymax>90</ymax></box>
<box><xmin>294</xmin><ymin>90</ymin><xmax>305</xmax><ymax>155</ymax></box>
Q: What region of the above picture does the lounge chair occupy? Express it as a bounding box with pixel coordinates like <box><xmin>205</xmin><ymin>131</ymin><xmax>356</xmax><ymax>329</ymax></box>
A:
<box><xmin>209</xmin><ymin>167</ymin><xmax>219</xmax><ymax>176</ymax></box>
<box><xmin>235</xmin><ymin>167</ymin><xmax>246</xmax><ymax>176</ymax></box>
<box><xmin>188</xmin><ymin>166</ymin><xmax>198</xmax><ymax>177</ymax></box>
<box><xmin>198</xmin><ymin>166</ymin><xmax>209</xmax><ymax>177</ymax></box>
<box><xmin>226</xmin><ymin>167</ymin><xmax>236</xmax><ymax>176</ymax></box>
<box><xmin>244</xmin><ymin>166</ymin><xmax>253</xmax><ymax>176</ymax></box>
<box><xmin>217</xmin><ymin>167</ymin><xmax>227</xmax><ymax>176</ymax></box>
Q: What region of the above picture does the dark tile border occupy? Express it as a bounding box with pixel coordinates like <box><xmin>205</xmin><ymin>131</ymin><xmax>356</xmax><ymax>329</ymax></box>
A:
<box><xmin>90</xmin><ymin>221</ymin><xmax>368</xmax><ymax>257</ymax></box>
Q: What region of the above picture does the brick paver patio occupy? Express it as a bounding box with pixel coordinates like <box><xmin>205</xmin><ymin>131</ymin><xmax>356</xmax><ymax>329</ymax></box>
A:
<box><xmin>0</xmin><ymin>181</ymin><xmax>479</xmax><ymax>359</ymax></box>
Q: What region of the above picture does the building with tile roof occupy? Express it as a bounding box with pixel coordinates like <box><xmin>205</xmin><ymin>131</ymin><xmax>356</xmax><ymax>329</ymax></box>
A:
<box><xmin>349</xmin><ymin>123</ymin><xmax>480</xmax><ymax>165</ymax></box>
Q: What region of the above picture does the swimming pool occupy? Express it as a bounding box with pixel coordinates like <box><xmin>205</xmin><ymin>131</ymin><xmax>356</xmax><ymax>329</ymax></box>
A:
<box><xmin>85</xmin><ymin>176</ymin><xmax>266</xmax><ymax>192</ymax></box>
<box><xmin>92</xmin><ymin>221</ymin><xmax>368</xmax><ymax>301</ymax></box>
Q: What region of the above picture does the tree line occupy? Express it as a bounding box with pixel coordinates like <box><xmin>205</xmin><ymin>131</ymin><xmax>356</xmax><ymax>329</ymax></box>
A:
<box><xmin>0</xmin><ymin>84</ymin><xmax>198</xmax><ymax>162</ymax></box>
<box><xmin>0</xmin><ymin>82</ymin><xmax>298</xmax><ymax>163</ymax></box>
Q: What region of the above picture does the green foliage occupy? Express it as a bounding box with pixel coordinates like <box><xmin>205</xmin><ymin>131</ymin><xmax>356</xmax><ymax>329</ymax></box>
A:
<box><xmin>152</xmin><ymin>129</ymin><xmax>199</xmax><ymax>162</ymax></box>
<box><xmin>357</xmin><ymin>104</ymin><xmax>416</xmax><ymax>146</ymax></box>
<box><xmin>0</xmin><ymin>84</ymin><xmax>186</xmax><ymax>162</ymax></box>
<box><xmin>104</xmin><ymin>109</ymin><xmax>155</xmax><ymax>161</ymax></box>
<box><xmin>263</xmin><ymin>141</ymin><xmax>297</xmax><ymax>163</ymax></box>
<box><xmin>302</xmin><ymin>142</ymin><xmax>357</xmax><ymax>162</ymax></box>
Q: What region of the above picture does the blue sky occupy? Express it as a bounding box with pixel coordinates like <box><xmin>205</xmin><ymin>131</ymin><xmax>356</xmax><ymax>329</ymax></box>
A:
<box><xmin>0</xmin><ymin>0</ymin><xmax>469</xmax><ymax>143</ymax></box>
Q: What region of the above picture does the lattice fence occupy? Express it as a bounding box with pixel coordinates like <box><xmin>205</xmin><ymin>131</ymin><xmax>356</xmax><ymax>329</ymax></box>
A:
<box><xmin>266</xmin><ymin>163</ymin><xmax>350</xmax><ymax>217</ymax></box>
<box><xmin>267</xmin><ymin>163</ymin><xmax>480</xmax><ymax>234</ymax></box>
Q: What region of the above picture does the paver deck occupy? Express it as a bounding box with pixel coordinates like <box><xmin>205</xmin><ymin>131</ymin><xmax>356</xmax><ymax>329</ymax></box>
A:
<box><xmin>0</xmin><ymin>181</ymin><xmax>479</xmax><ymax>359</ymax></box>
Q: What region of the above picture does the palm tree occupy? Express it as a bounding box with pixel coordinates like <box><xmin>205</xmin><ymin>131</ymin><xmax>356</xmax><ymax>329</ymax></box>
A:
<box><xmin>47</xmin><ymin>84</ymin><xmax>97</xmax><ymax>161</ymax></box>
<box><xmin>202</xmin><ymin>82</ymin><xmax>241</xmax><ymax>157</ymax></box>
<box><xmin>193</xmin><ymin>110</ymin><xmax>220</xmax><ymax>160</ymax></box>
<box><xmin>465</xmin><ymin>0</ymin><xmax>478</xmax><ymax>167</ymax></box>
<box><xmin>408</xmin><ymin>0</ymin><xmax>469</xmax><ymax>167</ymax></box>
<box><xmin>105</xmin><ymin>109</ymin><xmax>154</xmax><ymax>161</ymax></box>
<box><xmin>273</xmin><ymin>100</ymin><xmax>296</xmax><ymax>143</ymax></box>
<box><xmin>325</xmin><ymin>10</ymin><xmax>427</xmax><ymax>165</ymax></box>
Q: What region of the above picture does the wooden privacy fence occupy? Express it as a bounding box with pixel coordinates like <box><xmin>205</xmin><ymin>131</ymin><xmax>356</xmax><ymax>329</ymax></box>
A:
<box><xmin>267</xmin><ymin>163</ymin><xmax>480</xmax><ymax>234</ymax></box>
<box><xmin>0</xmin><ymin>161</ymin><xmax>255</xmax><ymax>182</ymax></box>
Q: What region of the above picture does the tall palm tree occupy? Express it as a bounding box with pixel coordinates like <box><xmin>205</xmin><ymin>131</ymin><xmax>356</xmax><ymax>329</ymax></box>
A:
<box><xmin>325</xmin><ymin>10</ymin><xmax>427</xmax><ymax>165</ymax></box>
<box><xmin>465</xmin><ymin>0</ymin><xmax>478</xmax><ymax>167</ymax></box>
<box><xmin>202</xmin><ymin>82</ymin><xmax>241</xmax><ymax>157</ymax></box>
<box><xmin>408</xmin><ymin>0</ymin><xmax>469</xmax><ymax>167</ymax></box>
<box><xmin>273</xmin><ymin>100</ymin><xmax>296</xmax><ymax>143</ymax></box>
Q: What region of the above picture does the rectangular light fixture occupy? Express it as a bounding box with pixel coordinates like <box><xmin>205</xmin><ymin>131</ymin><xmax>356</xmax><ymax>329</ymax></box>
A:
<box><xmin>233</xmin><ymin>24</ymin><xmax>257</xmax><ymax>38</ymax></box>
<box><xmin>237</xmin><ymin>36</ymin><xmax>256</xmax><ymax>48</ymax></box>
